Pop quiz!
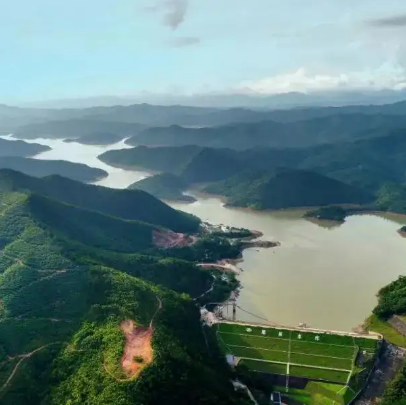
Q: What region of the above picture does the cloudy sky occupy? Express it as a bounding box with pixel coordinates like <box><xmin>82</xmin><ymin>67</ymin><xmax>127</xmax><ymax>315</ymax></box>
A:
<box><xmin>0</xmin><ymin>0</ymin><xmax>406</xmax><ymax>101</ymax></box>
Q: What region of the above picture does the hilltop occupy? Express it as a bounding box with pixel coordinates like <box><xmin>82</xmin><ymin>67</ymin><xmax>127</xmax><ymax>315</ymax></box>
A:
<box><xmin>0</xmin><ymin>190</ymin><xmax>245</xmax><ymax>405</ymax></box>
<box><xmin>0</xmin><ymin>157</ymin><xmax>107</xmax><ymax>183</ymax></box>
<box><xmin>0</xmin><ymin>138</ymin><xmax>50</xmax><ymax>157</ymax></box>
<box><xmin>128</xmin><ymin>173</ymin><xmax>196</xmax><ymax>202</ymax></box>
<box><xmin>204</xmin><ymin>169</ymin><xmax>373</xmax><ymax>210</ymax></box>
<box><xmin>0</xmin><ymin>170</ymin><xmax>200</xmax><ymax>232</ymax></box>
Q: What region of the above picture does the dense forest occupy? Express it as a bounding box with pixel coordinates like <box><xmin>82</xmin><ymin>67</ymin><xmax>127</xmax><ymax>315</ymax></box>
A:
<box><xmin>127</xmin><ymin>113</ymin><xmax>406</xmax><ymax>150</ymax></box>
<box><xmin>128</xmin><ymin>173</ymin><xmax>195</xmax><ymax>202</ymax></box>
<box><xmin>0</xmin><ymin>138</ymin><xmax>50</xmax><ymax>157</ymax></box>
<box><xmin>0</xmin><ymin>157</ymin><xmax>107</xmax><ymax>183</ymax></box>
<box><xmin>0</xmin><ymin>170</ymin><xmax>200</xmax><ymax>232</ymax></box>
<box><xmin>98</xmin><ymin>130</ymin><xmax>406</xmax><ymax>214</ymax></box>
<box><xmin>0</xmin><ymin>183</ymin><xmax>249</xmax><ymax>404</ymax></box>
<box><xmin>204</xmin><ymin>169</ymin><xmax>373</xmax><ymax>210</ymax></box>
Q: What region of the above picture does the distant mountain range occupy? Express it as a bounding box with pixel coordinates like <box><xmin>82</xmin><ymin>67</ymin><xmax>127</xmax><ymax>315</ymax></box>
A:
<box><xmin>16</xmin><ymin>89</ymin><xmax>406</xmax><ymax>109</ymax></box>
<box><xmin>3</xmin><ymin>98</ymin><xmax>406</xmax><ymax>135</ymax></box>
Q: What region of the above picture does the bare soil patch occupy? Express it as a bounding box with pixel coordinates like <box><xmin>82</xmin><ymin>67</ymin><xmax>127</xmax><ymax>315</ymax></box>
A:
<box><xmin>120</xmin><ymin>320</ymin><xmax>153</xmax><ymax>378</ymax></box>
<box><xmin>153</xmin><ymin>229</ymin><xmax>196</xmax><ymax>248</ymax></box>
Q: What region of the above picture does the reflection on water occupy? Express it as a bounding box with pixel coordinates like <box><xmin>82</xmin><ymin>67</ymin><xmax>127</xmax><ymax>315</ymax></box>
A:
<box><xmin>171</xmin><ymin>195</ymin><xmax>406</xmax><ymax>331</ymax></box>
<box><xmin>3</xmin><ymin>135</ymin><xmax>406</xmax><ymax>331</ymax></box>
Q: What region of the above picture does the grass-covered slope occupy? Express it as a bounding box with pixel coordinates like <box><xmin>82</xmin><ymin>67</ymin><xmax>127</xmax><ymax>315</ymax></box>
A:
<box><xmin>128</xmin><ymin>173</ymin><xmax>195</xmax><ymax>202</ymax></box>
<box><xmin>0</xmin><ymin>170</ymin><xmax>200</xmax><ymax>232</ymax></box>
<box><xmin>205</xmin><ymin>169</ymin><xmax>373</xmax><ymax>210</ymax></box>
<box><xmin>0</xmin><ymin>191</ymin><xmax>246</xmax><ymax>405</ymax></box>
<box><xmin>0</xmin><ymin>138</ymin><xmax>50</xmax><ymax>157</ymax></box>
<box><xmin>0</xmin><ymin>157</ymin><xmax>107</xmax><ymax>183</ymax></box>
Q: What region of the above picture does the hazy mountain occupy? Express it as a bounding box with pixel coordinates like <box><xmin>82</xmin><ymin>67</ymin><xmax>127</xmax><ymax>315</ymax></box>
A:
<box><xmin>0</xmin><ymin>138</ymin><xmax>50</xmax><ymax>157</ymax></box>
<box><xmin>0</xmin><ymin>157</ymin><xmax>107</xmax><ymax>182</ymax></box>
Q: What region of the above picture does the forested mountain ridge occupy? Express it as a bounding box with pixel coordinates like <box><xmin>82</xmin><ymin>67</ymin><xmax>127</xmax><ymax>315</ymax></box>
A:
<box><xmin>0</xmin><ymin>138</ymin><xmax>50</xmax><ymax>157</ymax></box>
<box><xmin>0</xmin><ymin>170</ymin><xmax>199</xmax><ymax>232</ymax></box>
<box><xmin>0</xmin><ymin>157</ymin><xmax>107</xmax><ymax>183</ymax></box>
<box><xmin>204</xmin><ymin>169</ymin><xmax>373</xmax><ymax>210</ymax></box>
<box><xmin>0</xmin><ymin>186</ymin><xmax>248</xmax><ymax>405</ymax></box>
<box><xmin>127</xmin><ymin>113</ymin><xmax>406</xmax><ymax>150</ymax></box>
<box><xmin>128</xmin><ymin>173</ymin><xmax>195</xmax><ymax>202</ymax></box>
<box><xmin>100</xmin><ymin>130</ymin><xmax>406</xmax><ymax>196</ymax></box>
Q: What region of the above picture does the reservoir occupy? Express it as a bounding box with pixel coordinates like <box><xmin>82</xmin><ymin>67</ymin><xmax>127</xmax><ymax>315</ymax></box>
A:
<box><xmin>4</xmin><ymin>135</ymin><xmax>406</xmax><ymax>331</ymax></box>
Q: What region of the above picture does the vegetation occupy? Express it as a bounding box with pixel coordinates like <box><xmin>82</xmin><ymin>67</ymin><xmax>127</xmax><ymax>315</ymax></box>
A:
<box><xmin>373</xmin><ymin>276</ymin><xmax>406</xmax><ymax>319</ymax></box>
<box><xmin>0</xmin><ymin>138</ymin><xmax>50</xmax><ymax>158</ymax></box>
<box><xmin>365</xmin><ymin>315</ymin><xmax>406</xmax><ymax>347</ymax></box>
<box><xmin>128</xmin><ymin>173</ymin><xmax>195</xmax><ymax>202</ymax></box>
<box><xmin>304</xmin><ymin>206</ymin><xmax>348</xmax><ymax>222</ymax></box>
<box><xmin>0</xmin><ymin>170</ymin><xmax>200</xmax><ymax>233</ymax></box>
<box><xmin>99</xmin><ymin>130</ymin><xmax>406</xmax><ymax>202</ymax></box>
<box><xmin>64</xmin><ymin>131</ymin><xmax>124</xmax><ymax>145</ymax></box>
<box><xmin>205</xmin><ymin>169</ymin><xmax>373</xmax><ymax>210</ymax></box>
<box><xmin>381</xmin><ymin>364</ymin><xmax>406</xmax><ymax>405</ymax></box>
<box><xmin>127</xmin><ymin>113</ymin><xmax>406</xmax><ymax>150</ymax></box>
<box><xmin>217</xmin><ymin>322</ymin><xmax>378</xmax><ymax>392</ymax></box>
<box><xmin>0</xmin><ymin>157</ymin><xmax>107</xmax><ymax>182</ymax></box>
<box><xmin>0</xmin><ymin>186</ymin><xmax>249</xmax><ymax>404</ymax></box>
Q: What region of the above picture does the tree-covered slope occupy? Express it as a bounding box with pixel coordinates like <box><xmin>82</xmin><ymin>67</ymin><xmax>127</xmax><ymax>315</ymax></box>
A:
<box><xmin>128</xmin><ymin>113</ymin><xmax>406</xmax><ymax>149</ymax></box>
<box><xmin>0</xmin><ymin>191</ymin><xmax>246</xmax><ymax>405</ymax></box>
<box><xmin>0</xmin><ymin>138</ymin><xmax>50</xmax><ymax>157</ymax></box>
<box><xmin>205</xmin><ymin>169</ymin><xmax>373</xmax><ymax>210</ymax></box>
<box><xmin>0</xmin><ymin>170</ymin><xmax>200</xmax><ymax>233</ymax></box>
<box><xmin>0</xmin><ymin>157</ymin><xmax>107</xmax><ymax>183</ymax></box>
<box><xmin>98</xmin><ymin>145</ymin><xmax>203</xmax><ymax>173</ymax></box>
<box><xmin>128</xmin><ymin>173</ymin><xmax>195</xmax><ymax>202</ymax></box>
<box><xmin>64</xmin><ymin>131</ymin><xmax>124</xmax><ymax>145</ymax></box>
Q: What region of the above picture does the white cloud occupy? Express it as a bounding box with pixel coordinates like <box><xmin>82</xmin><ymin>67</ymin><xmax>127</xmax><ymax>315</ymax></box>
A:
<box><xmin>238</xmin><ymin>64</ymin><xmax>406</xmax><ymax>94</ymax></box>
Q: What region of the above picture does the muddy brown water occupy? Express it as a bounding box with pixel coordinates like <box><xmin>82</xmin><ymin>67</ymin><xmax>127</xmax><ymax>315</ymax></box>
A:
<box><xmin>4</xmin><ymin>135</ymin><xmax>406</xmax><ymax>332</ymax></box>
<box><xmin>171</xmin><ymin>194</ymin><xmax>406</xmax><ymax>331</ymax></box>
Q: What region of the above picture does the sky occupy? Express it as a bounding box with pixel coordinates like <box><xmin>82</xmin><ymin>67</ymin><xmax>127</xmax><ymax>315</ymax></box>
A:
<box><xmin>1</xmin><ymin>0</ymin><xmax>406</xmax><ymax>102</ymax></box>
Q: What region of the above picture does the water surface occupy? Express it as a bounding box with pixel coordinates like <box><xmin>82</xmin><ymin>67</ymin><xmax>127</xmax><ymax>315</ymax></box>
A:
<box><xmin>171</xmin><ymin>195</ymin><xmax>406</xmax><ymax>331</ymax></box>
<box><xmin>4</xmin><ymin>135</ymin><xmax>406</xmax><ymax>331</ymax></box>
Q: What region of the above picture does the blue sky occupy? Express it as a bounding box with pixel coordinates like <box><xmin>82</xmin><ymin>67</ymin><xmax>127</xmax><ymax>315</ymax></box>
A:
<box><xmin>1</xmin><ymin>0</ymin><xmax>406</xmax><ymax>102</ymax></box>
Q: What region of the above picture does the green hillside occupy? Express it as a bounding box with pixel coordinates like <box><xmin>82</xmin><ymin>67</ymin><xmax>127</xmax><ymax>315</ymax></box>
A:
<box><xmin>0</xmin><ymin>157</ymin><xmax>107</xmax><ymax>183</ymax></box>
<box><xmin>0</xmin><ymin>170</ymin><xmax>200</xmax><ymax>233</ymax></box>
<box><xmin>0</xmin><ymin>190</ymin><xmax>247</xmax><ymax>405</ymax></box>
<box><xmin>128</xmin><ymin>173</ymin><xmax>195</xmax><ymax>202</ymax></box>
<box><xmin>128</xmin><ymin>113</ymin><xmax>406</xmax><ymax>149</ymax></box>
<box><xmin>205</xmin><ymin>169</ymin><xmax>373</xmax><ymax>210</ymax></box>
<box><xmin>98</xmin><ymin>145</ymin><xmax>203</xmax><ymax>173</ymax></box>
<box><xmin>0</xmin><ymin>138</ymin><xmax>50</xmax><ymax>157</ymax></box>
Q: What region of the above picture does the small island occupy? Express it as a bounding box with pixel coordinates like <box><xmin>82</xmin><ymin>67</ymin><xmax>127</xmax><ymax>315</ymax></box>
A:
<box><xmin>304</xmin><ymin>206</ymin><xmax>348</xmax><ymax>222</ymax></box>
<box><xmin>128</xmin><ymin>173</ymin><xmax>196</xmax><ymax>202</ymax></box>
<box><xmin>64</xmin><ymin>132</ymin><xmax>124</xmax><ymax>145</ymax></box>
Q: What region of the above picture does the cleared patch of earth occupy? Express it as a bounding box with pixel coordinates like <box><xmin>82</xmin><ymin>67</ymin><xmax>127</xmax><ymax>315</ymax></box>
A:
<box><xmin>153</xmin><ymin>229</ymin><xmax>196</xmax><ymax>248</ymax></box>
<box><xmin>120</xmin><ymin>320</ymin><xmax>153</xmax><ymax>378</ymax></box>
